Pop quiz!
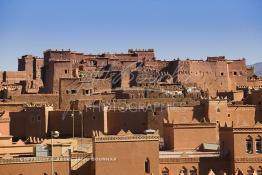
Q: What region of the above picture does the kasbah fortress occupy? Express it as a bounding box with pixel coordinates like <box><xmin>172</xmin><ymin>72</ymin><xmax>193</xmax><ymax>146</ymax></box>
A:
<box><xmin>0</xmin><ymin>48</ymin><xmax>262</xmax><ymax>175</ymax></box>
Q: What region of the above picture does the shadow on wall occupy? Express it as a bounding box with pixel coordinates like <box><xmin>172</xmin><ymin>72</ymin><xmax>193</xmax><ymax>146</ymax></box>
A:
<box><xmin>255</xmin><ymin>106</ymin><xmax>262</xmax><ymax>124</ymax></box>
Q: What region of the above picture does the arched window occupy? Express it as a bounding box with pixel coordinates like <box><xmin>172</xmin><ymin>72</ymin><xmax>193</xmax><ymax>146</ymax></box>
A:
<box><xmin>256</xmin><ymin>135</ymin><xmax>262</xmax><ymax>153</ymax></box>
<box><xmin>246</xmin><ymin>135</ymin><xmax>253</xmax><ymax>154</ymax></box>
<box><xmin>145</xmin><ymin>158</ymin><xmax>150</xmax><ymax>174</ymax></box>
<box><xmin>235</xmin><ymin>168</ymin><xmax>244</xmax><ymax>175</ymax></box>
<box><xmin>180</xmin><ymin>167</ymin><xmax>188</xmax><ymax>175</ymax></box>
<box><xmin>190</xmin><ymin>166</ymin><xmax>197</xmax><ymax>175</ymax></box>
<box><xmin>162</xmin><ymin>167</ymin><xmax>169</xmax><ymax>175</ymax></box>
<box><xmin>257</xmin><ymin>166</ymin><xmax>262</xmax><ymax>175</ymax></box>
<box><xmin>247</xmin><ymin>166</ymin><xmax>254</xmax><ymax>175</ymax></box>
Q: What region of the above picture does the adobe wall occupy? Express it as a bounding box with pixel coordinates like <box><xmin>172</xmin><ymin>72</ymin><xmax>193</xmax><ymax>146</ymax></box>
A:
<box><xmin>93</xmin><ymin>134</ymin><xmax>159</xmax><ymax>175</ymax></box>
<box><xmin>248</xmin><ymin>89</ymin><xmax>262</xmax><ymax>105</ymax></box>
<box><xmin>205</xmin><ymin>99</ymin><xmax>261</xmax><ymax>127</ymax></box>
<box><xmin>4</xmin><ymin>71</ymin><xmax>27</xmax><ymax>84</ymax></box>
<box><xmin>247</xmin><ymin>79</ymin><xmax>262</xmax><ymax>88</ymax></box>
<box><xmin>84</xmin><ymin>107</ymin><xmax>105</xmax><ymax>137</ymax></box>
<box><xmin>220</xmin><ymin>127</ymin><xmax>262</xmax><ymax>173</ymax></box>
<box><xmin>18</xmin><ymin>55</ymin><xmax>34</xmax><ymax>80</ymax></box>
<box><xmin>0</xmin><ymin>160</ymin><xmax>70</xmax><ymax>175</ymax></box>
<box><xmin>0</xmin><ymin>102</ymin><xmax>24</xmax><ymax>112</ymax></box>
<box><xmin>0</xmin><ymin>111</ymin><xmax>10</xmax><ymax>135</ymax></box>
<box><xmin>34</xmin><ymin>58</ymin><xmax>44</xmax><ymax>80</ymax></box>
<box><xmin>169</xmin><ymin>59</ymin><xmax>249</xmax><ymax>96</ymax></box>
<box><xmin>48</xmin><ymin>110</ymin><xmax>83</xmax><ymax>138</ymax></box>
<box><xmin>10</xmin><ymin>94</ymin><xmax>59</xmax><ymax>109</ymax></box>
<box><xmin>59</xmin><ymin>78</ymin><xmax>112</xmax><ymax>109</ymax></box>
<box><xmin>166</xmin><ymin>105</ymin><xmax>205</xmax><ymax>124</ymax></box>
<box><xmin>159</xmin><ymin>161</ymin><xmax>199</xmax><ymax>175</ymax></box>
<box><xmin>232</xmin><ymin>130</ymin><xmax>262</xmax><ymax>158</ymax></box>
<box><xmin>0</xmin><ymin>122</ymin><xmax>9</xmax><ymax>135</ymax></box>
<box><xmin>10</xmin><ymin>106</ymin><xmax>53</xmax><ymax>139</ymax></box>
<box><xmin>172</xmin><ymin>124</ymin><xmax>218</xmax><ymax>150</ymax></box>
<box><xmin>234</xmin><ymin>163</ymin><xmax>262</xmax><ymax>175</ymax></box>
<box><xmin>46</xmin><ymin>61</ymin><xmax>72</xmax><ymax>93</ymax></box>
<box><xmin>199</xmin><ymin>157</ymin><xmax>231</xmax><ymax>175</ymax></box>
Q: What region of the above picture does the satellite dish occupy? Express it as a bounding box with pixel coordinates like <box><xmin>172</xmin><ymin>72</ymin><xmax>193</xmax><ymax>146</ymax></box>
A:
<box><xmin>51</xmin><ymin>131</ymin><xmax>60</xmax><ymax>138</ymax></box>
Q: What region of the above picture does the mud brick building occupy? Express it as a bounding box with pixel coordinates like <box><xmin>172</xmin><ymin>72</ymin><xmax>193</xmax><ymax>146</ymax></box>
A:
<box><xmin>0</xmin><ymin>48</ymin><xmax>262</xmax><ymax>175</ymax></box>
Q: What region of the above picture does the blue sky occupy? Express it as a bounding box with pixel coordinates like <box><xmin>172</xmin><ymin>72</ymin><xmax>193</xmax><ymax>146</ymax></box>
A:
<box><xmin>0</xmin><ymin>0</ymin><xmax>261</xmax><ymax>70</ymax></box>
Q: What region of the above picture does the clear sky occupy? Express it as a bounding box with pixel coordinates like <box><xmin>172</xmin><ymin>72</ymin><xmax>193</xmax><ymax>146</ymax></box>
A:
<box><xmin>0</xmin><ymin>0</ymin><xmax>261</xmax><ymax>70</ymax></box>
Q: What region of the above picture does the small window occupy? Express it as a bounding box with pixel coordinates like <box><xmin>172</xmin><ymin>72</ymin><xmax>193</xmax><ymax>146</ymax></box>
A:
<box><xmin>227</xmin><ymin>114</ymin><xmax>231</xmax><ymax>117</ymax></box>
<box><xmin>256</xmin><ymin>136</ymin><xmax>262</xmax><ymax>153</ymax></box>
<box><xmin>145</xmin><ymin>158</ymin><xmax>150</xmax><ymax>173</ymax></box>
<box><xmin>162</xmin><ymin>167</ymin><xmax>169</xmax><ymax>175</ymax></box>
<box><xmin>71</xmin><ymin>90</ymin><xmax>77</xmax><ymax>94</ymax></box>
<box><xmin>37</xmin><ymin>115</ymin><xmax>41</xmax><ymax>121</ymax></box>
<box><xmin>233</xmin><ymin>71</ymin><xmax>237</xmax><ymax>75</ymax></box>
<box><xmin>32</xmin><ymin>116</ymin><xmax>35</xmax><ymax>122</ymax></box>
<box><xmin>257</xmin><ymin>167</ymin><xmax>262</xmax><ymax>175</ymax></box>
<box><xmin>246</xmin><ymin>135</ymin><xmax>253</xmax><ymax>154</ymax></box>
<box><xmin>247</xmin><ymin>167</ymin><xmax>254</xmax><ymax>175</ymax></box>
<box><xmin>190</xmin><ymin>166</ymin><xmax>197</xmax><ymax>175</ymax></box>
<box><xmin>65</xmin><ymin>70</ymin><xmax>68</xmax><ymax>74</ymax></box>
<box><xmin>217</xmin><ymin>108</ymin><xmax>221</xmax><ymax>112</ymax></box>
<box><xmin>221</xmin><ymin>72</ymin><xmax>224</xmax><ymax>76</ymax></box>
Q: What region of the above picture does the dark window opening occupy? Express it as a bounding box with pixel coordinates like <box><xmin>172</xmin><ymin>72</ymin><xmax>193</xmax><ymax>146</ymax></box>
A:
<box><xmin>257</xmin><ymin>167</ymin><xmax>262</xmax><ymax>175</ymax></box>
<box><xmin>145</xmin><ymin>158</ymin><xmax>150</xmax><ymax>173</ymax></box>
<box><xmin>162</xmin><ymin>167</ymin><xmax>169</xmax><ymax>175</ymax></box>
<box><xmin>65</xmin><ymin>70</ymin><xmax>68</xmax><ymax>74</ymax></box>
<box><xmin>71</xmin><ymin>90</ymin><xmax>77</xmax><ymax>94</ymax></box>
<box><xmin>256</xmin><ymin>136</ymin><xmax>262</xmax><ymax>153</ymax></box>
<box><xmin>234</xmin><ymin>71</ymin><xmax>237</xmax><ymax>75</ymax></box>
<box><xmin>246</xmin><ymin>136</ymin><xmax>253</xmax><ymax>154</ymax></box>
<box><xmin>221</xmin><ymin>72</ymin><xmax>224</xmax><ymax>76</ymax></box>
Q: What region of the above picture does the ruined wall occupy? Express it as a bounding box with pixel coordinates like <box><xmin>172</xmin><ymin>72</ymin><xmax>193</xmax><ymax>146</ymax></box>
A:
<box><xmin>3</xmin><ymin>71</ymin><xmax>27</xmax><ymax>84</ymax></box>
<box><xmin>10</xmin><ymin>94</ymin><xmax>59</xmax><ymax>109</ymax></box>
<box><xmin>18</xmin><ymin>55</ymin><xmax>34</xmax><ymax>80</ymax></box>
<box><xmin>45</xmin><ymin>61</ymin><xmax>72</xmax><ymax>93</ymax></box>
<box><xmin>169</xmin><ymin>59</ymin><xmax>249</xmax><ymax>96</ymax></box>
<box><xmin>59</xmin><ymin>78</ymin><xmax>112</xmax><ymax>109</ymax></box>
